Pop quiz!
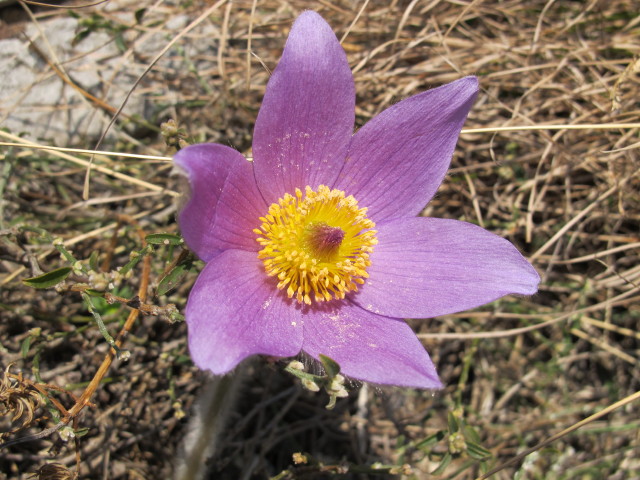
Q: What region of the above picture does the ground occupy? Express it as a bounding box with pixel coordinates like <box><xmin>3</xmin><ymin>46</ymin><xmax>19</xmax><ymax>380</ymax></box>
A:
<box><xmin>0</xmin><ymin>0</ymin><xmax>639</xmax><ymax>479</ymax></box>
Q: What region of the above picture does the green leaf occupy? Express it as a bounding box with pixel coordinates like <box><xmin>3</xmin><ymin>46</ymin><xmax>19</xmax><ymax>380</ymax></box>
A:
<box><xmin>23</xmin><ymin>267</ymin><xmax>72</xmax><ymax>289</ymax></box>
<box><xmin>20</xmin><ymin>336</ymin><xmax>32</xmax><ymax>358</ymax></box>
<box><xmin>318</xmin><ymin>354</ymin><xmax>340</xmax><ymax>378</ymax></box>
<box><xmin>81</xmin><ymin>292</ymin><xmax>120</xmax><ymax>354</ymax></box>
<box><xmin>119</xmin><ymin>245</ymin><xmax>152</xmax><ymax>276</ymax></box>
<box><xmin>134</xmin><ymin>8</ymin><xmax>146</xmax><ymax>23</ymax></box>
<box><xmin>463</xmin><ymin>424</ymin><xmax>481</xmax><ymax>443</ymax></box>
<box><xmin>431</xmin><ymin>452</ymin><xmax>452</xmax><ymax>475</ymax></box>
<box><xmin>89</xmin><ymin>250</ymin><xmax>100</xmax><ymax>272</ymax></box>
<box><xmin>466</xmin><ymin>441</ymin><xmax>492</xmax><ymax>461</ymax></box>
<box><xmin>415</xmin><ymin>430</ymin><xmax>446</xmax><ymax>450</ymax></box>
<box><xmin>73</xmin><ymin>427</ymin><xmax>91</xmax><ymax>438</ymax></box>
<box><xmin>169</xmin><ymin>311</ymin><xmax>185</xmax><ymax>323</ymax></box>
<box><xmin>84</xmin><ymin>288</ymin><xmax>105</xmax><ymax>297</ymax></box>
<box><xmin>448</xmin><ymin>411</ymin><xmax>459</xmax><ymax>433</ymax></box>
<box><xmin>146</xmin><ymin>233</ymin><xmax>183</xmax><ymax>246</ymax></box>
<box><xmin>72</xmin><ymin>29</ymin><xmax>91</xmax><ymax>46</ymax></box>
<box><xmin>115</xmin><ymin>34</ymin><xmax>127</xmax><ymax>53</ymax></box>
<box><xmin>284</xmin><ymin>364</ymin><xmax>323</xmax><ymax>383</ymax></box>
<box><xmin>157</xmin><ymin>257</ymin><xmax>193</xmax><ymax>296</ymax></box>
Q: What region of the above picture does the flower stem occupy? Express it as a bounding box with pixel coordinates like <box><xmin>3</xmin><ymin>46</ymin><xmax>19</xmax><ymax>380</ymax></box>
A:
<box><xmin>175</xmin><ymin>365</ymin><xmax>247</xmax><ymax>480</ymax></box>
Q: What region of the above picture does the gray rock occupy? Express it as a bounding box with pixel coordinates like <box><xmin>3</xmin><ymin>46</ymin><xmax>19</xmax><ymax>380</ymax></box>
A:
<box><xmin>0</xmin><ymin>9</ymin><xmax>219</xmax><ymax>145</ymax></box>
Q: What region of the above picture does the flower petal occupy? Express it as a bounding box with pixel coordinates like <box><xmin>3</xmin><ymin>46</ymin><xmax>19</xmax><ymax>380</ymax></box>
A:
<box><xmin>354</xmin><ymin>217</ymin><xmax>540</xmax><ymax>318</ymax></box>
<box><xmin>175</xmin><ymin>144</ymin><xmax>267</xmax><ymax>262</ymax></box>
<box><xmin>334</xmin><ymin>77</ymin><xmax>478</xmax><ymax>223</ymax></box>
<box><xmin>253</xmin><ymin>11</ymin><xmax>355</xmax><ymax>204</ymax></box>
<box><xmin>186</xmin><ymin>249</ymin><xmax>304</xmax><ymax>375</ymax></box>
<box><xmin>302</xmin><ymin>301</ymin><xmax>441</xmax><ymax>388</ymax></box>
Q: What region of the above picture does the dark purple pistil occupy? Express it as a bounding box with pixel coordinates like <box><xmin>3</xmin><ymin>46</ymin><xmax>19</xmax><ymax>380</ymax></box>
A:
<box><xmin>306</xmin><ymin>222</ymin><xmax>345</xmax><ymax>258</ymax></box>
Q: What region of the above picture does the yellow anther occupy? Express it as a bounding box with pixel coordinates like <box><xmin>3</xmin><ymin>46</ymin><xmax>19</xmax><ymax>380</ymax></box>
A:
<box><xmin>255</xmin><ymin>185</ymin><xmax>377</xmax><ymax>304</ymax></box>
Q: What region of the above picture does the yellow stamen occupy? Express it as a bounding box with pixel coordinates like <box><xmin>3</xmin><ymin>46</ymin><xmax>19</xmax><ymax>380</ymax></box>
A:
<box><xmin>254</xmin><ymin>185</ymin><xmax>377</xmax><ymax>305</ymax></box>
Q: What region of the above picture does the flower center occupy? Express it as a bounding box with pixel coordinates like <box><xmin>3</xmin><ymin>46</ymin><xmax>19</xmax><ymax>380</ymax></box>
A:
<box><xmin>254</xmin><ymin>185</ymin><xmax>378</xmax><ymax>305</ymax></box>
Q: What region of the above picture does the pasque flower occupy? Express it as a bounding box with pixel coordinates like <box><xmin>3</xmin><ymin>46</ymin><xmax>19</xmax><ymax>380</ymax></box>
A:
<box><xmin>175</xmin><ymin>11</ymin><xmax>539</xmax><ymax>388</ymax></box>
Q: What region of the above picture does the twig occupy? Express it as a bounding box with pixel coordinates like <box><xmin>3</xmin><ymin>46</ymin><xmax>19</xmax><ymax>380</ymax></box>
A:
<box><xmin>64</xmin><ymin>219</ymin><xmax>150</xmax><ymax>420</ymax></box>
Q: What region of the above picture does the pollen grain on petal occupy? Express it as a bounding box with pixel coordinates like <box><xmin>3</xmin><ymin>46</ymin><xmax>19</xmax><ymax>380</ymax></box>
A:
<box><xmin>255</xmin><ymin>185</ymin><xmax>377</xmax><ymax>304</ymax></box>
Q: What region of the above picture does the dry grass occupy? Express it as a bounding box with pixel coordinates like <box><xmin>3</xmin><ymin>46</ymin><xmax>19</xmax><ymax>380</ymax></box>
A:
<box><xmin>0</xmin><ymin>0</ymin><xmax>639</xmax><ymax>479</ymax></box>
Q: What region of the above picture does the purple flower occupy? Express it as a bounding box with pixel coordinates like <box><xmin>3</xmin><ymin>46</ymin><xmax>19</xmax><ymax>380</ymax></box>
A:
<box><xmin>174</xmin><ymin>11</ymin><xmax>539</xmax><ymax>388</ymax></box>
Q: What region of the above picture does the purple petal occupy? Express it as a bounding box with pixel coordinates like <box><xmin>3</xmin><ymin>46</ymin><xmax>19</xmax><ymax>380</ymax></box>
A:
<box><xmin>186</xmin><ymin>249</ymin><xmax>304</xmax><ymax>375</ymax></box>
<box><xmin>302</xmin><ymin>301</ymin><xmax>441</xmax><ymax>388</ymax></box>
<box><xmin>334</xmin><ymin>77</ymin><xmax>478</xmax><ymax>223</ymax></box>
<box><xmin>354</xmin><ymin>217</ymin><xmax>540</xmax><ymax>318</ymax></box>
<box><xmin>253</xmin><ymin>11</ymin><xmax>355</xmax><ymax>204</ymax></box>
<box><xmin>175</xmin><ymin>144</ymin><xmax>267</xmax><ymax>262</ymax></box>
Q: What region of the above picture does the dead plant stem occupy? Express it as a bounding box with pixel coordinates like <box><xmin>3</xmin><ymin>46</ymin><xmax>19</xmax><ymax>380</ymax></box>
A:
<box><xmin>65</xmin><ymin>219</ymin><xmax>150</xmax><ymax>421</ymax></box>
<box><xmin>476</xmin><ymin>390</ymin><xmax>640</xmax><ymax>479</ymax></box>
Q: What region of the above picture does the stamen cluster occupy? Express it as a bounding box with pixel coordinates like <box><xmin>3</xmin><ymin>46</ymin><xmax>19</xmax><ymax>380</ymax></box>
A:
<box><xmin>254</xmin><ymin>185</ymin><xmax>377</xmax><ymax>305</ymax></box>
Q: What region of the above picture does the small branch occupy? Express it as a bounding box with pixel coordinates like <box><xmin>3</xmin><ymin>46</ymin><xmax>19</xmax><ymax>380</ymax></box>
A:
<box><xmin>64</xmin><ymin>218</ymin><xmax>151</xmax><ymax>421</ymax></box>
